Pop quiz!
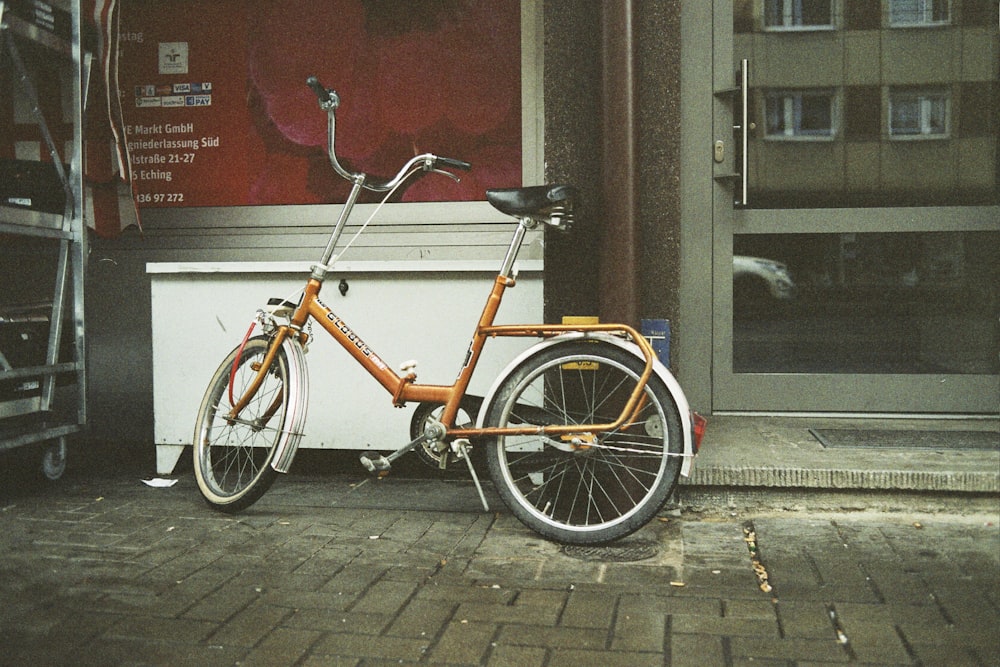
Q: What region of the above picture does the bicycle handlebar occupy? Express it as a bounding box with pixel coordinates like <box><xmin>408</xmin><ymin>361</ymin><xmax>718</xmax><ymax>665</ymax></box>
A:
<box><xmin>305</xmin><ymin>75</ymin><xmax>471</xmax><ymax>192</ymax></box>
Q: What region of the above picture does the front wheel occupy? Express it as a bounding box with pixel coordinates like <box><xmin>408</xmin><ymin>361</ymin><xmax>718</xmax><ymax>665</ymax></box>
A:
<box><xmin>483</xmin><ymin>341</ymin><xmax>683</xmax><ymax>544</ymax></box>
<box><xmin>193</xmin><ymin>336</ymin><xmax>293</xmax><ymax>512</ymax></box>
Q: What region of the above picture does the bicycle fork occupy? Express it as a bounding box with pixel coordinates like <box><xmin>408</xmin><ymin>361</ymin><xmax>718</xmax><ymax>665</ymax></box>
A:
<box><xmin>225</xmin><ymin>327</ymin><xmax>310</xmax><ymax>474</ymax></box>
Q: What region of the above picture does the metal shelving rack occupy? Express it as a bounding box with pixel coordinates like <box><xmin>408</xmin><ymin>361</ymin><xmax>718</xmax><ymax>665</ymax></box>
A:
<box><xmin>0</xmin><ymin>0</ymin><xmax>88</xmax><ymax>479</ymax></box>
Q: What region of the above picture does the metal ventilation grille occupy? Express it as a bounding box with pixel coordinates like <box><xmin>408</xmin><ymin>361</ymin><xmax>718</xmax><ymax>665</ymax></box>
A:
<box><xmin>562</xmin><ymin>540</ymin><xmax>660</xmax><ymax>563</ymax></box>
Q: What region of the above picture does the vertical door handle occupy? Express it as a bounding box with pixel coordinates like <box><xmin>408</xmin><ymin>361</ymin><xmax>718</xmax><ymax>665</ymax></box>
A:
<box><xmin>737</xmin><ymin>58</ymin><xmax>749</xmax><ymax>206</ymax></box>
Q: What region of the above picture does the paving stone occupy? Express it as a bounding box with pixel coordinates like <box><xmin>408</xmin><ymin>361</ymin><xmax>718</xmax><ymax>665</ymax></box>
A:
<box><xmin>907</xmin><ymin>641</ymin><xmax>988</xmax><ymax>666</ymax></box>
<box><xmin>285</xmin><ymin>607</ymin><xmax>388</xmax><ymax>634</ymax></box>
<box><xmin>774</xmin><ymin>600</ymin><xmax>837</xmax><ymax>639</ymax></box>
<box><xmin>413</xmin><ymin>580</ymin><xmax>516</xmax><ymax>604</ymax></box>
<box><xmin>310</xmin><ymin>631</ymin><xmax>431</xmax><ymax>663</ymax></box>
<box><xmin>2</xmin><ymin>472</ymin><xmax>997</xmax><ymax>666</ymax></box>
<box><xmin>611</xmin><ymin>609</ymin><xmax>666</xmax><ymax>652</ymax></box>
<box><xmin>300</xmin><ymin>654</ymin><xmax>361</xmax><ymax>667</ymax></box>
<box><xmin>731</xmin><ymin>659</ymin><xmax>793</xmax><ymax>667</ymax></box>
<box><xmin>384</xmin><ymin>597</ymin><xmax>456</xmax><ymax>638</ymax></box>
<box><xmin>182</xmin><ymin>581</ymin><xmax>263</xmax><ymax>622</ymax></box>
<box><xmin>676</xmin><ymin>564</ymin><xmax>760</xmax><ymax>591</ymax></box>
<box><xmin>829</xmin><ymin>603</ymin><xmax>911</xmax><ymax>664</ymax></box>
<box><xmin>547</xmin><ymin>647</ymin><xmax>664</xmax><ymax>666</ymax></box>
<box><xmin>495</xmin><ymin>623</ymin><xmax>606</xmax><ymax>650</ymax></box>
<box><xmin>102</xmin><ymin>614</ymin><xmax>219</xmax><ymax>644</ymax></box>
<box><xmin>238</xmin><ymin>627</ymin><xmax>323</xmax><ymax>666</ymax></box>
<box><xmin>671</xmin><ymin>613</ymin><xmax>781</xmax><ymax>638</ymax></box>
<box><xmin>207</xmin><ymin>599</ymin><xmax>291</xmax><ymax>647</ymax></box>
<box><xmin>728</xmin><ymin>636</ymin><xmax>850</xmax><ymax>663</ymax></box>
<box><xmin>773</xmin><ymin>582</ymin><xmax>881</xmax><ymax>603</ymax></box>
<box><xmin>348</xmin><ymin>579</ymin><xmax>419</xmax><ymax>615</ymax></box>
<box><xmin>669</xmin><ymin>633</ymin><xmax>726</xmax><ymax>667</ymax></box>
<box><xmin>862</xmin><ymin>567</ymin><xmax>933</xmax><ymax>604</ymax></box>
<box><xmin>929</xmin><ymin>585</ymin><xmax>1000</xmax><ymax>629</ymax></box>
<box><xmin>424</xmin><ymin>619</ymin><xmax>496</xmax><ymax>664</ymax></box>
<box><xmin>262</xmin><ymin>587</ymin><xmax>357</xmax><ymax>612</ymax></box>
<box><xmin>723</xmin><ymin>598</ymin><xmax>776</xmax><ymax>619</ymax></box>
<box><xmin>617</xmin><ymin>592</ymin><xmax>722</xmax><ymax>617</ymax></box>
<box><xmin>456</xmin><ymin>597</ymin><xmax>561</xmax><ymax>626</ymax></box>
<box><xmin>486</xmin><ymin>644</ymin><xmax>548</xmax><ymax>666</ymax></box>
<box><xmin>560</xmin><ymin>590</ymin><xmax>617</xmax><ymax>628</ymax></box>
<box><xmin>320</xmin><ymin>562</ymin><xmax>390</xmax><ymax>596</ymax></box>
<box><xmin>76</xmin><ymin>636</ymin><xmax>247</xmax><ymax>667</ymax></box>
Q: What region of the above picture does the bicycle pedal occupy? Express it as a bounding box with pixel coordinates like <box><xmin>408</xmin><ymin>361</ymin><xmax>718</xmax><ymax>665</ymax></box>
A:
<box><xmin>360</xmin><ymin>451</ymin><xmax>391</xmax><ymax>473</ymax></box>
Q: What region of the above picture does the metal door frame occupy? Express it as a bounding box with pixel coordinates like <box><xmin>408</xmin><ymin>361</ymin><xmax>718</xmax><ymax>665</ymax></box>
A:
<box><xmin>678</xmin><ymin>0</ymin><xmax>1000</xmax><ymax>415</ymax></box>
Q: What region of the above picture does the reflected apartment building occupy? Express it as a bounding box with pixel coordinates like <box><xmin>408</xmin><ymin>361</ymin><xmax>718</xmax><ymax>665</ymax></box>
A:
<box><xmin>730</xmin><ymin>0</ymin><xmax>998</xmax><ymax>379</ymax></box>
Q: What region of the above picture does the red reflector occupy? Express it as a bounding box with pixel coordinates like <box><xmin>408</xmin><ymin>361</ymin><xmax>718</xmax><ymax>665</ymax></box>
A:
<box><xmin>690</xmin><ymin>412</ymin><xmax>706</xmax><ymax>452</ymax></box>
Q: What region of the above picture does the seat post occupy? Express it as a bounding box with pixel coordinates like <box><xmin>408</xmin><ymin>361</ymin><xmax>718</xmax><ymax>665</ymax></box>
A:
<box><xmin>498</xmin><ymin>218</ymin><xmax>531</xmax><ymax>279</ymax></box>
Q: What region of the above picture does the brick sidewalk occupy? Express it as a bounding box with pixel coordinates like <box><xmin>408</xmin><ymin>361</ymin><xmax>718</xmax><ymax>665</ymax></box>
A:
<box><xmin>1</xmin><ymin>471</ymin><xmax>997</xmax><ymax>666</ymax></box>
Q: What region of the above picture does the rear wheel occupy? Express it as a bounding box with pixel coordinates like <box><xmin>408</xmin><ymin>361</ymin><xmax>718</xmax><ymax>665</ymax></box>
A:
<box><xmin>483</xmin><ymin>341</ymin><xmax>683</xmax><ymax>544</ymax></box>
<box><xmin>193</xmin><ymin>336</ymin><xmax>290</xmax><ymax>512</ymax></box>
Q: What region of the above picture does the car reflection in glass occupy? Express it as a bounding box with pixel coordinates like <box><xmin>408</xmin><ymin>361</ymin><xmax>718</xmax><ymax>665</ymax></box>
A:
<box><xmin>733</xmin><ymin>255</ymin><xmax>796</xmax><ymax>306</ymax></box>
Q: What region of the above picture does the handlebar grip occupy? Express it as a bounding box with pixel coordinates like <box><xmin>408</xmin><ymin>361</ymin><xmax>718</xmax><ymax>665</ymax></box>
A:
<box><xmin>436</xmin><ymin>156</ymin><xmax>472</xmax><ymax>172</ymax></box>
<box><xmin>306</xmin><ymin>75</ymin><xmax>326</xmax><ymax>97</ymax></box>
<box><xmin>306</xmin><ymin>75</ymin><xmax>339</xmax><ymax>108</ymax></box>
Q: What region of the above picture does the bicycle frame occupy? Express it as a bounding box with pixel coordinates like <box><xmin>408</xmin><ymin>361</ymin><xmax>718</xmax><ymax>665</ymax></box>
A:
<box><xmin>224</xmin><ymin>91</ymin><xmax>658</xmax><ymax>446</ymax></box>
<box><xmin>227</xmin><ymin>209</ymin><xmax>656</xmax><ymax>443</ymax></box>
<box><xmin>283</xmin><ymin>275</ymin><xmax>657</xmax><ymax>439</ymax></box>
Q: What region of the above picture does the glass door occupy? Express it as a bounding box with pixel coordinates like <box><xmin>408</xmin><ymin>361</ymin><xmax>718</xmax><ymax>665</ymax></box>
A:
<box><xmin>712</xmin><ymin>0</ymin><xmax>999</xmax><ymax>413</ymax></box>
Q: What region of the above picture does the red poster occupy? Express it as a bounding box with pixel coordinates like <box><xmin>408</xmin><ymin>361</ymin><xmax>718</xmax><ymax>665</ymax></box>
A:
<box><xmin>117</xmin><ymin>2</ymin><xmax>259</xmax><ymax>208</ymax></box>
<box><xmin>118</xmin><ymin>0</ymin><xmax>521</xmax><ymax>209</ymax></box>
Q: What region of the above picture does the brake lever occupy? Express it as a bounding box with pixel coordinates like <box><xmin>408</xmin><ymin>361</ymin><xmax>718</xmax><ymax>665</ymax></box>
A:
<box><xmin>429</xmin><ymin>168</ymin><xmax>462</xmax><ymax>183</ymax></box>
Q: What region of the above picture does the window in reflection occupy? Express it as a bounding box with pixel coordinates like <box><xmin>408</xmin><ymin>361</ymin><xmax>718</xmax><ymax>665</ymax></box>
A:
<box><xmin>889</xmin><ymin>0</ymin><xmax>952</xmax><ymax>26</ymax></box>
<box><xmin>889</xmin><ymin>88</ymin><xmax>950</xmax><ymax>138</ymax></box>
<box><xmin>733</xmin><ymin>231</ymin><xmax>999</xmax><ymax>374</ymax></box>
<box><xmin>765</xmin><ymin>90</ymin><xmax>837</xmax><ymax>139</ymax></box>
<box><xmin>735</xmin><ymin>0</ymin><xmax>998</xmax><ymax>208</ymax></box>
<box><xmin>764</xmin><ymin>0</ymin><xmax>835</xmax><ymax>30</ymax></box>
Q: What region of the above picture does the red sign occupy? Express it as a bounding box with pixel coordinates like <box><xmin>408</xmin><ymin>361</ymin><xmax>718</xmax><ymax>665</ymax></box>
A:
<box><xmin>118</xmin><ymin>0</ymin><xmax>521</xmax><ymax>208</ymax></box>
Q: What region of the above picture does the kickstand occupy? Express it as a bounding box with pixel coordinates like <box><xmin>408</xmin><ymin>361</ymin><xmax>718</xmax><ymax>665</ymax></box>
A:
<box><xmin>455</xmin><ymin>440</ymin><xmax>489</xmax><ymax>511</ymax></box>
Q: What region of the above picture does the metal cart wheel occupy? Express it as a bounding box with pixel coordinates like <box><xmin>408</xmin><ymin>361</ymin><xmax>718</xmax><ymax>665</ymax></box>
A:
<box><xmin>40</xmin><ymin>437</ymin><xmax>67</xmax><ymax>481</ymax></box>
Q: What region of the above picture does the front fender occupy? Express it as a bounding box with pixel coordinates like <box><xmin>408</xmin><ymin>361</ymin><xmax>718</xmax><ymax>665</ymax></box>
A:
<box><xmin>476</xmin><ymin>332</ymin><xmax>697</xmax><ymax>477</ymax></box>
<box><xmin>270</xmin><ymin>335</ymin><xmax>310</xmax><ymax>473</ymax></box>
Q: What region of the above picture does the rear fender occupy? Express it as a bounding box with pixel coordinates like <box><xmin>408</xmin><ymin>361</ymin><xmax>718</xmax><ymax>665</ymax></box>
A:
<box><xmin>475</xmin><ymin>332</ymin><xmax>697</xmax><ymax>477</ymax></box>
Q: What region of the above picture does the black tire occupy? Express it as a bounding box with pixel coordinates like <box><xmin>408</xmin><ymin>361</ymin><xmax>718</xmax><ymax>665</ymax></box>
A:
<box><xmin>483</xmin><ymin>341</ymin><xmax>683</xmax><ymax>544</ymax></box>
<box><xmin>193</xmin><ymin>336</ymin><xmax>290</xmax><ymax>512</ymax></box>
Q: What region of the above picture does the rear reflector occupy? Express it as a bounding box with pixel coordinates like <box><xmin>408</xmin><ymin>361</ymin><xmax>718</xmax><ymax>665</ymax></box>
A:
<box><xmin>690</xmin><ymin>413</ymin><xmax>707</xmax><ymax>452</ymax></box>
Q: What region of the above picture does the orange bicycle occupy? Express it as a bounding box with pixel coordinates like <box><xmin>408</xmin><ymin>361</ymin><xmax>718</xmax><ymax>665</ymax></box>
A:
<box><xmin>192</xmin><ymin>77</ymin><xmax>704</xmax><ymax>544</ymax></box>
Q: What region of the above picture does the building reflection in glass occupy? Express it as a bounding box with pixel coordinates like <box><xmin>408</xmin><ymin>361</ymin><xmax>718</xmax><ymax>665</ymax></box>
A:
<box><xmin>734</xmin><ymin>0</ymin><xmax>998</xmax><ymax>209</ymax></box>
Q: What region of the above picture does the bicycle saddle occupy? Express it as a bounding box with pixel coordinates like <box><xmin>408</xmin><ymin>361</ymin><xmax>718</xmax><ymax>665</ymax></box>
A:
<box><xmin>486</xmin><ymin>184</ymin><xmax>577</xmax><ymax>228</ymax></box>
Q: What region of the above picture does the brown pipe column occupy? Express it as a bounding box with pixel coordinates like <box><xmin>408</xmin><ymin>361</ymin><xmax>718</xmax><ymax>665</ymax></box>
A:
<box><xmin>599</xmin><ymin>0</ymin><xmax>639</xmax><ymax>326</ymax></box>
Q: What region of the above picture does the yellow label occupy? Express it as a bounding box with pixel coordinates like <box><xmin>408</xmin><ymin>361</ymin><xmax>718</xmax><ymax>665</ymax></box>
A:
<box><xmin>562</xmin><ymin>316</ymin><xmax>599</xmax><ymax>370</ymax></box>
